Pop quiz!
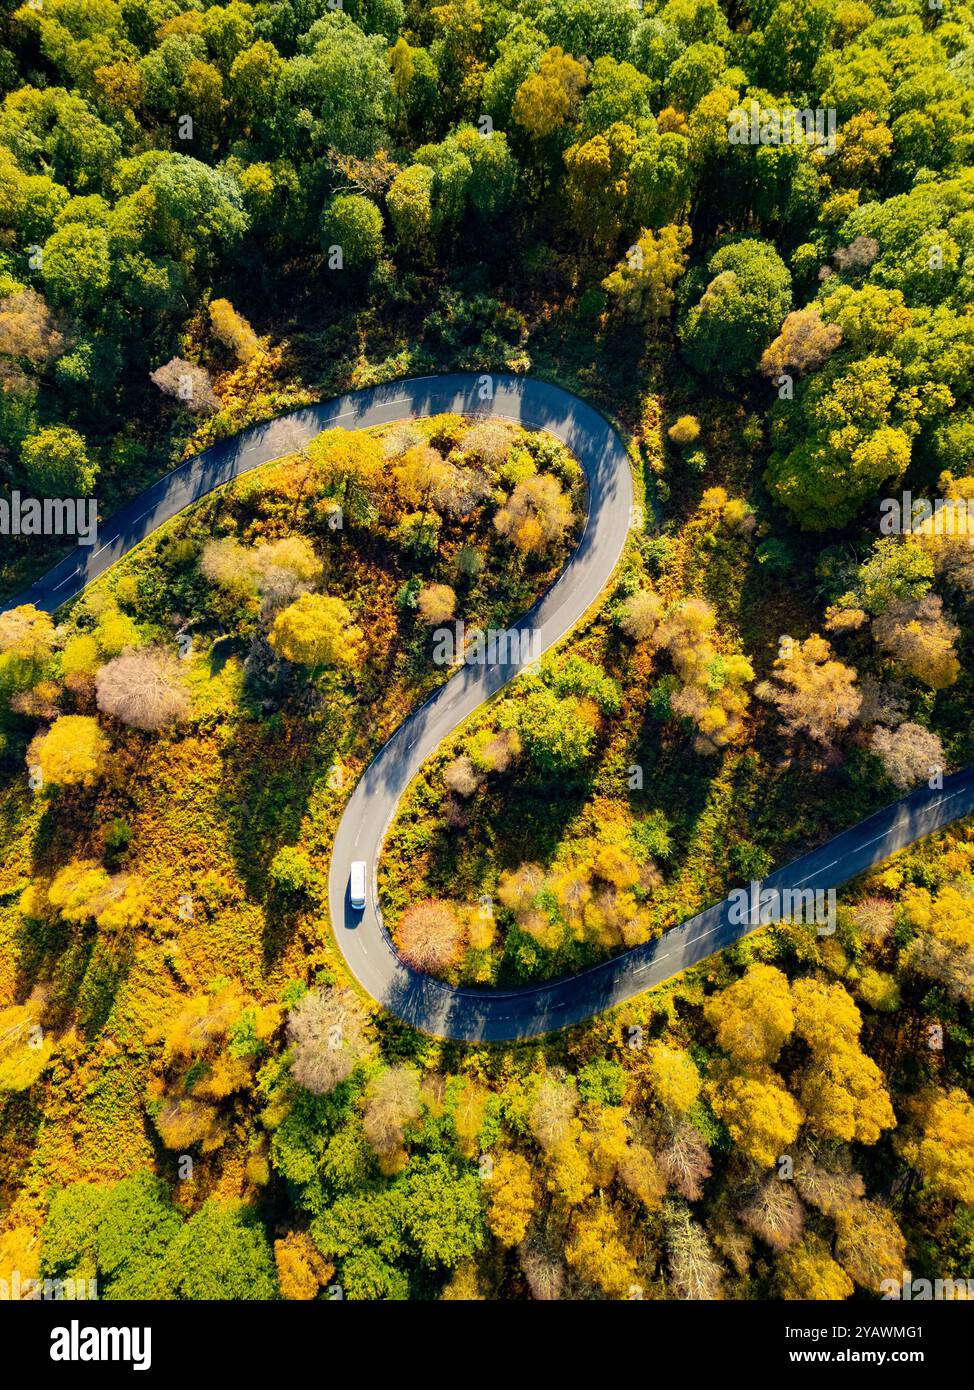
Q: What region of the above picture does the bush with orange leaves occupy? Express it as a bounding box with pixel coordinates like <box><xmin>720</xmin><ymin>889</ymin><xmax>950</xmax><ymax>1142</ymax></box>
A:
<box><xmin>494</xmin><ymin>474</ymin><xmax>572</xmax><ymax>556</ymax></box>
<box><xmin>396</xmin><ymin>898</ymin><xmax>465</xmax><ymax>974</ymax></box>
<box><xmin>756</xmin><ymin>632</ymin><xmax>861</xmax><ymax>745</ymax></box>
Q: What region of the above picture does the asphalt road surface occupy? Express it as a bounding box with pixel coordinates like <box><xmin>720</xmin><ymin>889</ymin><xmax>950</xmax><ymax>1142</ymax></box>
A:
<box><xmin>6</xmin><ymin>374</ymin><xmax>973</xmax><ymax>1042</ymax></box>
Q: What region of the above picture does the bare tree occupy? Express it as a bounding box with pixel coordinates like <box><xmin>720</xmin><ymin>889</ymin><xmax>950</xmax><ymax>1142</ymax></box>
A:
<box><xmin>417</xmin><ymin>583</ymin><xmax>456</xmax><ymax>624</ymax></box>
<box><xmin>474</xmin><ymin>728</ymin><xmax>520</xmax><ymax>773</ymax></box>
<box><xmin>444</xmin><ymin>755</ymin><xmax>481</xmax><ymax>798</ymax></box>
<box><xmin>872</xmin><ymin>596</ymin><xmax>960</xmax><ymax>690</ymax></box>
<box><xmin>150</xmin><ymin>357</ymin><xmax>219</xmax><ymax>415</ymax></box>
<box><xmin>871</xmin><ymin>722</ymin><xmax>944</xmax><ymax>790</ymax></box>
<box><xmin>759</xmin><ymin>307</ymin><xmax>842</xmax><ymax>379</ymax></box>
<box><xmin>793</xmin><ymin>1151</ymin><xmax>865</xmax><ymax>1217</ymax></box>
<box><xmin>852</xmin><ymin>896</ymin><xmax>895</xmax><ymax>946</ymax></box>
<box><xmin>618</xmin><ymin>1143</ymin><xmax>667</xmax><ymax>1209</ymax></box>
<box><xmin>756</xmin><ymin>633</ymin><xmax>861</xmax><ymax>744</ymax></box>
<box><xmin>362</xmin><ymin>1064</ymin><xmax>422</xmax><ymax>1156</ymax></box>
<box><xmin>498</xmin><ymin>862</ymin><xmax>545</xmax><ymax>918</ymax></box>
<box><xmin>494</xmin><ymin>475</ymin><xmax>572</xmax><ymax>555</ymax></box>
<box><xmin>832</xmin><ymin>236</ymin><xmax>880</xmax><ymax>272</ymax></box>
<box><xmin>657</xmin><ymin>1120</ymin><xmax>712</xmax><ymax>1200</ymax></box>
<box><xmin>461</xmin><ymin>419</ymin><xmax>514</xmax><ymax>468</ymax></box>
<box><xmin>738</xmin><ymin>1177</ymin><xmax>805</xmax><ymax>1251</ymax></box>
<box><xmin>382</xmin><ymin>422</ymin><xmax>424</xmax><ymax>459</ymax></box>
<box><xmin>529</xmin><ymin>1074</ymin><xmax>577</xmax><ymax>1154</ymax></box>
<box><xmin>618</xmin><ymin>588</ymin><xmax>663</xmax><ymax>643</ymax></box>
<box><xmin>857</xmin><ymin>675</ymin><xmax>908</xmax><ymax>728</ymax></box>
<box><xmin>286</xmin><ymin>987</ymin><xmax>371</xmax><ymax>1095</ymax></box>
<box><xmin>0</xmin><ymin>289</ymin><xmax>71</xmax><ymax>392</ymax></box>
<box><xmin>95</xmin><ymin>646</ymin><xmax>190</xmax><ymax>731</ymax></box>
<box><xmin>396</xmin><ymin>899</ymin><xmax>464</xmax><ymax>973</ymax></box>
<box><xmin>666</xmin><ymin>1205</ymin><xmax>723</xmax><ymax>1299</ymax></box>
<box><xmin>518</xmin><ymin>1231</ymin><xmax>566</xmax><ymax>1300</ymax></box>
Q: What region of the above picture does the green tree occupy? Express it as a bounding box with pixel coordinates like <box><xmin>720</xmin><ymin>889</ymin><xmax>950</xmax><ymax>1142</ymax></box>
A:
<box><xmin>41</xmin><ymin>1175</ymin><xmax>183</xmax><ymax>1299</ymax></box>
<box><xmin>42</xmin><ymin>223</ymin><xmax>111</xmax><ymax>314</ymax></box>
<box><xmin>401</xmin><ymin>1154</ymin><xmax>486</xmax><ymax>1268</ymax></box>
<box><xmin>159</xmin><ymin>1200</ymin><xmax>278</xmax><ymax>1299</ymax></box>
<box><xmin>679</xmin><ymin>238</ymin><xmax>792</xmax><ymax>380</ymax></box>
<box><xmin>506</xmin><ymin>683</ymin><xmax>595</xmax><ymax>774</ymax></box>
<box><xmin>148</xmin><ymin>155</ymin><xmax>248</xmax><ymax>263</ymax></box>
<box><xmin>766</xmin><ymin>355</ymin><xmax>917</xmax><ymax>530</ymax></box>
<box><xmin>21</xmin><ymin>425</ymin><xmax>96</xmax><ymax>495</ymax></box>
<box><xmin>321</xmin><ymin>193</ymin><xmax>384</xmax><ymax>267</ymax></box>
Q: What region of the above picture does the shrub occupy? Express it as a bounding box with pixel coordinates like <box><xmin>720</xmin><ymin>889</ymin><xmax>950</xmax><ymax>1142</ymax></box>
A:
<box><xmin>397</xmin><ymin>899</ymin><xmax>465</xmax><ymax>974</ymax></box>
<box><xmin>667</xmin><ymin>415</ymin><xmax>700</xmax><ymax>447</ymax></box>
<box><xmin>269</xmin><ymin>847</ymin><xmax>315</xmax><ymax>895</ymax></box>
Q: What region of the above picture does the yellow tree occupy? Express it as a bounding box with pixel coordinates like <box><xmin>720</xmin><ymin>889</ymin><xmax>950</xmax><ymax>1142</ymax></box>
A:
<box><xmin>0</xmin><ymin>1001</ymin><xmax>53</xmax><ymax>1093</ymax></box>
<box><xmin>566</xmin><ymin>1206</ymin><xmax>637</xmax><ymax>1298</ymax></box>
<box><xmin>563</xmin><ymin>122</ymin><xmax>638</xmax><ymax>245</ymax></box>
<box><xmin>394</xmin><ymin>443</ymin><xmax>453</xmax><ymax>510</ymax></box>
<box><xmin>0</xmin><ymin>604</ymin><xmax>56</xmax><ymax>665</ymax></box>
<box><xmin>209</xmin><ymin>297</ymin><xmax>259</xmax><ymax>361</ymax></box>
<box><xmin>546</xmin><ymin>1135</ymin><xmax>595</xmax><ymax>1207</ymax></box>
<box><xmin>487</xmin><ymin>1151</ymin><xmax>536</xmax><ymax>1247</ymax></box>
<box><xmin>154</xmin><ymin>984</ymin><xmax>268</xmax><ymax>1153</ymax></box>
<box><xmin>709</xmin><ymin>1070</ymin><xmax>803</xmax><ymax>1167</ymax></box>
<box><xmin>274</xmin><ymin>1232</ymin><xmax>334</xmax><ymax>1301</ymax></box>
<box><xmin>759</xmin><ymin>307</ymin><xmax>843</xmax><ymax>380</ymax></box>
<box><xmin>388</xmin><ymin>36</ymin><xmax>414</xmax><ymax>118</ymax></box>
<box><xmin>703</xmin><ymin>964</ymin><xmax>795</xmax><ymax>1065</ymax></box>
<box><xmin>452</xmin><ymin>1078</ymin><xmax>488</xmax><ymax>1158</ymax></box>
<box><xmin>618</xmin><ymin>587</ymin><xmax>663</xmax><ymax>643</ymax></box>
<box><xmin>307</xmin><ymin>428</ymin><xmax>384</xmax><ymax>515</ymax></box>
<box><xmin>657</xmin><ymin>597</ymin><xmax>753</xmax><ymax>754</ymax></box>
<box><xmin>602</xmin><ymin>224</ymin><xmax>692</xmax><ymax>321</ymax></box>
<box><xmin>792</xmin><ymin>977</ymin><xmax>863</xmax><ymax>1049</ymax></box>
<box><xmin>793</xmin><ymin>978</ymin><xmax>894</xmax><ymax>1144</ymax></box>
<box><xmin>902</xmin><ymin>1087</ymin><xmax>974</xmax><ymax>1205</ymax></box>
<box><xmin>646</xmin><ymin>1042</ymin><xmax>702</xmax><ymax>1117</ymax></box>
<box><xmin>0</xmin><ymin>603</ymin><xmax>57</xmax><ymax>702</ymax></box>
<box><xmin>901</xmin><ymin>883</ymin><xmax>974</xmax><ymax>1004</ymax></box>
<box><xmin>778</xmin><ymin>1234</ymin><xmax>854</xmax><ymax>1300</ymax></box>
<box><xmin>29</xmin><ymin>716</ymin><xmax>108</xmax><ymax>787</ymax></box>
<box><xmin>583</xmin><ymin>1103</ymin><xmax>630</xmax><ymax>1186</ymax></box>
<box><xmin>513</xmin><ymin>47</ymin><xmax>588</xmax><ymax>139</ymax></box>
<box><xmin>799</xmin><ymin>1044</ymin><xmax>895</xmax><ymax>1145</ymax></box>
<box><xmin>834</xmin><ymin>1200</ymin><xmax>906</xmax><ymax>1293</ymax></box>
<box><xmin>269</xmin><ymin>593</ymin><xmax>364</xmax><ymax>670</ymax></box>
<box><xmin>45</xmin><ymin>860</ymin><xmax>148</xmax><ymax>931</ymax></box>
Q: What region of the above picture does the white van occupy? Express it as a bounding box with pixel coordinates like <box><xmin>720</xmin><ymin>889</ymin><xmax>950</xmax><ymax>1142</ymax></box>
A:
<box><xmin>350</xmin><ymin>860</ymin><xmax>367</xmax><ymax>910</ymax></box>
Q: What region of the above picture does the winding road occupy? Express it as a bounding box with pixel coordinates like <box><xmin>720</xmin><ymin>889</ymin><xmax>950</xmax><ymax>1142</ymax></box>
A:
<box><xmin>6</xmin><ymin>373</ymin><xmax>974</xmax><ymax>1042</ymax></box>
